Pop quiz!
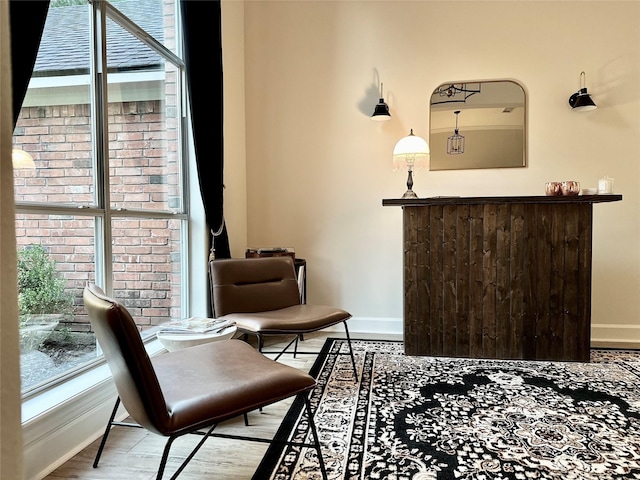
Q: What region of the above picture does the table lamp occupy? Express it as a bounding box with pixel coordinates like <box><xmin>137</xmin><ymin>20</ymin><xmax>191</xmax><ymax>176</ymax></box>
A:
<box><xmin>392</xmin><ymin>129</ymin><xmax>429</xmax><ymax>198</ymax></box>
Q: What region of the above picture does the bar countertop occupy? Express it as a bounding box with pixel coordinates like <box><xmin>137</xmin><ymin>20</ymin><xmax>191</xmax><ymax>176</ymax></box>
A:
<box><xmin>382</xmin><ymin>194</ymin><xmax>622</xmax><ymax>206</ymax></box>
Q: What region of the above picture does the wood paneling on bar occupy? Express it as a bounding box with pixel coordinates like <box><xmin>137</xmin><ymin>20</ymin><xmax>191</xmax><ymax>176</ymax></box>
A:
<box><xmin>384</xmin><ymin>195</ymin><xmax>622</xmax><ymax>362</ymax></box>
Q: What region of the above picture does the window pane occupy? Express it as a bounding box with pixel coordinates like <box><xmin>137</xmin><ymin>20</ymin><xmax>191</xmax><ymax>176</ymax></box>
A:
<box><xmin>107</xmin><ymin>19</ymin><xmax>182</xmax><ymax>213</ymax></box>
<box><xmin>108</xmin><ymin>0</ymin><xmax>179</xmax><ymax>56</ymax></box>
<box><xmin>13</xmin><ymin>2</ymin><xmax>94</xmax><ymax>206</ymax></box>
<box><xmin>111</xmin><ymin>216</ymin><xmax>184</xmax><ymax>337</ymax></box>
<box><xmin>16</xmin><ymin>214</ymin><xmax>98</xmax><ymax>393</ymax></box>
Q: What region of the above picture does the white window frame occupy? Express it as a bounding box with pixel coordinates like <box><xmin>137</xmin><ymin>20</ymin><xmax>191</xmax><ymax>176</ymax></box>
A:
<box><xmin>20</xmin><ymin>2</ymin><xmax>210</xmax><ymax>477</ymax></box>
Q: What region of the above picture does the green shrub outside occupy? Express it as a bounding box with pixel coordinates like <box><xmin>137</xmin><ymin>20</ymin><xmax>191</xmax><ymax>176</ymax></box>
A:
<box><xmin>17</xmin><ymin>244</ymin><xmax>74</xmax><ymax>319</ymax></box>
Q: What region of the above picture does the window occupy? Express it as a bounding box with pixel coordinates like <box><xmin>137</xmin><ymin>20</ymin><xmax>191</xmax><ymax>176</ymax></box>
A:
<box><xmin>14</xmin><ymin>0</ymin><xmax>188</xmax><ymax>395</ymax></box>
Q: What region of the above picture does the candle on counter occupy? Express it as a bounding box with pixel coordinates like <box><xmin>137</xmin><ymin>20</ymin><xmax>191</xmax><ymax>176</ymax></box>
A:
<box><xmin>598</xmin><ymin>176</ymin><xmax>614</xmax><ymax>194</ymax></box>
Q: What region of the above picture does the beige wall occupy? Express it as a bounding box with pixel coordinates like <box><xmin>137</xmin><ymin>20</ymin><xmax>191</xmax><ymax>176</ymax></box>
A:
<box><xmin>223</xmin><ymin>1</ymin><xmax>640</xmax><ymax>344</ymax></box>
<box><xmin>221</xmin><ymin>0</ymin><xmax>248</xmax><ymax>260</ymax></box>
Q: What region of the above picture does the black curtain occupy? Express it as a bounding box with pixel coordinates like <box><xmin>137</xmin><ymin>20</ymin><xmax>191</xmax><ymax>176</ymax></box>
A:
<box><xmin>180</xmin><ymin>0</ymin><xmax>231</xmax><ymax>260</ymax></box>
<box><xmin>10</xmin><ymin>0</ymin><xmax>50</xmax><ymax>129</ymax></box>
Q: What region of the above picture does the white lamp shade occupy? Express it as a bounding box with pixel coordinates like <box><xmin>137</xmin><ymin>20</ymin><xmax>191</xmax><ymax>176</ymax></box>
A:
<box><xmin>392</xmin><ymin>129</ymin><xmax>429</xmax><ymax>170</ymax></box>
<box><xmin>393</xmin><ymin>133</ymin><xmax>429</xmax><ymax>156</ymax></box>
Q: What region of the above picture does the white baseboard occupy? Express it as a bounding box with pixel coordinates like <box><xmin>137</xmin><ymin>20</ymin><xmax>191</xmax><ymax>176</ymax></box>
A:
<box><xmin>325</xmin><ymin>316</ymin><xmax>403</xmax><ymax>335</ymax></box>
<box><xmin>23</xmin><ymin>385</ymin><xmax>124</xmax><ymax>480</ymax></box>
<box><xmin>23</xmin><ymin>340</ymin><xmax>164</xmax><ymax>480</ymax></box>
<box><xmin>346</xmin><ymin>319</ymin><xmax>640</xmax><ymax>348</ymax></box>
<box><xmin>591</xmin><ymin>323</ymin><xmax>640</xmax><ymax>349</ymax></box>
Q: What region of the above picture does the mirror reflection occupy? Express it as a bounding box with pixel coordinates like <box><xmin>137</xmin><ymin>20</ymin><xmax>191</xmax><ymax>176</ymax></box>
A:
<box><xmin>429</xmin><ymin>80</ymin><xmax>526</xmax><ymax>170</ymax></box>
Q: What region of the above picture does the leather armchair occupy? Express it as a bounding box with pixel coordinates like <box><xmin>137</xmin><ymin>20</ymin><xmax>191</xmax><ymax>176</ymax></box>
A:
<box><xmin>83</xmin><ymin>283</ymin><xmax>327</xmax><ymax>480</ymax></box>
<box><xmin>209</xmin><ymin>256</ymin><xmax>358</xmax><ymax>380</ymax></box>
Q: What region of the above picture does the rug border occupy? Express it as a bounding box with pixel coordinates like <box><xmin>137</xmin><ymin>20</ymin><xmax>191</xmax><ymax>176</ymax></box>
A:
<box><xmin>251</xmin><ymin>337</ymin><xmax>401</xmax><ymax>478</ymax></box>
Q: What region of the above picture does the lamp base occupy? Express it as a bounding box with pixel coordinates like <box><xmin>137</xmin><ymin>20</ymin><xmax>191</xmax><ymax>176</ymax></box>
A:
<box><xmin>401</xmin><ymin>169</ymin><xmax>419</xmax><ymax>199</ymax></box>
<box><xmin>401</xmin><ymin>189</ymin><xmax>419</xmax><ymax>199</ymax></box>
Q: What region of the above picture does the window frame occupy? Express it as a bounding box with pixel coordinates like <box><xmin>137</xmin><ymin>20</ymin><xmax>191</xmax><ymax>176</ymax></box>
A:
<box><xmin>16</xmin><ymin>0</ymin><xmax>191</xmax><ymax>399</ymax></box>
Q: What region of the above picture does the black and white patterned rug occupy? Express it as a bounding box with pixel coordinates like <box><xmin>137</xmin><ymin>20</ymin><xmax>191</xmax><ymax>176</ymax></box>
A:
<box><xmin>253</xmin><ymin>338</ymin><xmax>640</xmax><ymax>480</ymax></box>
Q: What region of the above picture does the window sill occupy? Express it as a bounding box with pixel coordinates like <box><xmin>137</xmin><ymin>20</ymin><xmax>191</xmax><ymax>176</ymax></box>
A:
<box><xmin>22</xmin><ymin>338</ymin><xmax>165</xmax><ymax>424</ymax></box>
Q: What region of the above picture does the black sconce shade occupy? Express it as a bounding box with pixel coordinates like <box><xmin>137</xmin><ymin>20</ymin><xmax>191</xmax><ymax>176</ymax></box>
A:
<box><xmin>569</xmin><ymin>72</ymin><xmax>597</xmax><ymax>111</ymax></box>
<box><xmin>371</xmin><ymin>82</ymin><xmax>391</xmax><ymax>121</ymax></box>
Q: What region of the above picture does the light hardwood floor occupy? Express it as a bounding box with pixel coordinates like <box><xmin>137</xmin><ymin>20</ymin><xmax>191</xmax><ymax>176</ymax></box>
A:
<box><xmin>44</xmin><ymin>332</ymin><xmax>396</xmax><ymax>480</ymax></box>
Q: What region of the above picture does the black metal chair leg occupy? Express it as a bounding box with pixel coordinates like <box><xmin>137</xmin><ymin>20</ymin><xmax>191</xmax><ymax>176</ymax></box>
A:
<box><xmin>93</xmin><ymin>396</ymin><xmax>121</xmax><ymax>468</ymax></box>
<box><xmin>343</xmin><ymin>322</ymin><xmax>358</xmax><ymax>382</ymax></box>
<box><xmin>166</xmin><ymin>423</ymin><xmax>218</xmax><ymax>480</ymax></box>
<box><xmin>304</xmin><ymin>395</ymin><xmax>327</xmax><ymax>480</ymax></box>
<box><xmin>156</xmin><ymin>435</ymin><xmax>177</xmax><ymax>480</ymax></box>
<box><xmin>274</xmin><ymin>335</ymin><xmax>298</xmax><ymax>362</ymax></box>
<box><xmin>293</xmin><ymin>334</ymin><xmax>300</xmax><ymax>358</ymax></box>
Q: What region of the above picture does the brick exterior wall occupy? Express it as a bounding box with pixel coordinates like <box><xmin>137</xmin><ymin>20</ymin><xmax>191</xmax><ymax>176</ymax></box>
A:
<box><xmin>14</xmin><ymin>100</ymin><xmax>182</xmax><ymax>333</ymax></box>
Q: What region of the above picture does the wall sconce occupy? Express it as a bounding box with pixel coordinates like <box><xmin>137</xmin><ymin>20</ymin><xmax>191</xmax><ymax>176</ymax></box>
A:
<box><xmin>569</xmin><ymin>71</ymin><xmax>597</xmax><ymax>111</ymax></box>
<box><xmin>12</xmin><ymin>149</ymin><xmax>35</xmax><ymax>169</ymax></box>
<box><xmin>371</xmin><ymin>83</ymin><xmax>391</xmax><ymax>121</ymax></box>
<box><xmin>392</xmin><ymin>129</ymin><xmax>429</xmax><ymax>198</ymax></box>
<box><xmin>447</xmin><ymin>110</ymin><xmax>465</xmax><ymax>155</ymax></box>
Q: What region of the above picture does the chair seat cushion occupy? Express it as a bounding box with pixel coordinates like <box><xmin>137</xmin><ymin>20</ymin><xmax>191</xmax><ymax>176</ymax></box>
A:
<box><xmin>151</xmin><ymin>339</ymin><xmax>315</xmax><ymax>435</ymax></box>
<box><xmin>221</xmin><ymin>304</ymin><xmax>351</xmax><ymax>334</ymax></box>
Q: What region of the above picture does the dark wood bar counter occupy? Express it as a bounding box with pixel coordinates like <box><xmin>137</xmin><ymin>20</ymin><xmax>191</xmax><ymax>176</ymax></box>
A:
<box><xmin>383</xmin><ymin>195</ymin><xmax>622</xmax><ymax>362</ymax></box>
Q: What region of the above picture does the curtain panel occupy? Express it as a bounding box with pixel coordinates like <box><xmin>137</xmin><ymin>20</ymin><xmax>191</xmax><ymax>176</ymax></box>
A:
<box><xmin>180</xmin><ymin>0</ymin><xmax>230</xmax><ymax>260</ymax></box>
<box><xmin>10</xmin><ymin>0</ymin><xmax>49</xmax><ymax>129</ymax></box>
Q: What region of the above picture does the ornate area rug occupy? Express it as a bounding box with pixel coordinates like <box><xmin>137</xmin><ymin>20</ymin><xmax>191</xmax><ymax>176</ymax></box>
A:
<box><xmin>253</xmin><ymin>338</ymin><xmax>640</xmax><ymax>480</ymax></box>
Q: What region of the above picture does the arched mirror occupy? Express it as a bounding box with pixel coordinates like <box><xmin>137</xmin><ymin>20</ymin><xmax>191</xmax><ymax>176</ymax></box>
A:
<box><xmin>429</xmin><ymin>80</ymin><xmax>526</xmax><ymax>170</ymax></box>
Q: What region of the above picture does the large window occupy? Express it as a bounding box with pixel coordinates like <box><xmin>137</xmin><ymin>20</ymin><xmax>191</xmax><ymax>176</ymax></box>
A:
<box><xmin>13</xmin><ymin>0</ymin><xmax>188</xmax><ymax>395</ymax></box>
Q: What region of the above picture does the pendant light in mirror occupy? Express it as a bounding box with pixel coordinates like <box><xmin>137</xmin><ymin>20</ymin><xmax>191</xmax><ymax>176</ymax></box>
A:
<box><xmin>446</xmin><ymin>110</ymin><xmax>465</xmax><ymax>155</ymax></box>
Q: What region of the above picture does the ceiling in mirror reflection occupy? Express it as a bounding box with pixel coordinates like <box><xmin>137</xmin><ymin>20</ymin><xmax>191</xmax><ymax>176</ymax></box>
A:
<box><xmin>429</xmin><ymin>80</ymin><xmax>526</xmax><ymax>170</ymax></box>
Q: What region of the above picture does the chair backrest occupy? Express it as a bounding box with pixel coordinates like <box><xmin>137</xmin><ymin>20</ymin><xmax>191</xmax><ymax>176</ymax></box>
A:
<box><xmin>83</xmin><ymin>284</ymin><xmax>168</xmax><ymax>435</ymax></box>
<box><xmin>209</xmin><ymin>256</ymin><xmax>301</xmax><ymax>317</ymax></box>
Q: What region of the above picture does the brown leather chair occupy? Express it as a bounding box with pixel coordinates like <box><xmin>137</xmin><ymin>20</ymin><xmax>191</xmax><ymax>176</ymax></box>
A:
<box><xmin>83</xmin><ymin>283</ymin><xmax>327</xmax><ymax>480</ymax></box>
<box><xmin>209</xmin><ymin>256</ymin><xmax>358</xmax><ymax>380</ymax></box>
